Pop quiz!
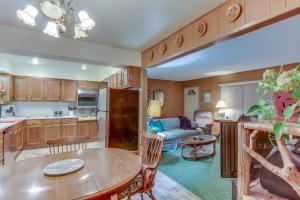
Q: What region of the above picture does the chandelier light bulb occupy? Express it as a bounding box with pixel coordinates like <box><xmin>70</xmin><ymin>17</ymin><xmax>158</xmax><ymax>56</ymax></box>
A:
<box><xmin>16</xmin><ymin>5</ymin><xmax>38</xmax><ymax>26</ymax></box>
<box><xmin>78</xmin><ymin>11</ymin><xmax>95</xmax><ymax>30</ymax></box>
<box><xmin>74</xmin><ymin>24</ymin><xmax>88</xmax><ymax>39</ymax></box>
<box><xmin>43</xmin><ymin>21</ymin><xmax>59</xmax><ymax>38</ymax></box>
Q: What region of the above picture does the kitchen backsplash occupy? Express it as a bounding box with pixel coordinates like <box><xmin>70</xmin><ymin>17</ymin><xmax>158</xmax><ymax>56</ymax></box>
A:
<box><xmin>1</xmin><ymin>102</ymin><xmax>76</xmax><ymax>117</ymax></box>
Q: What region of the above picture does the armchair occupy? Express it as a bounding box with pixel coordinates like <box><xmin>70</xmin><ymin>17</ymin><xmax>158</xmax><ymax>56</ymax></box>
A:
<box><xmin>194</xmin><ymin>110</ymin><xmax>213</xmax><ymax>135</ymax></box>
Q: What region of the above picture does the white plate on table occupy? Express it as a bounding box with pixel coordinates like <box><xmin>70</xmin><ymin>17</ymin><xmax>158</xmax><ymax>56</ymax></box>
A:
<box><xmin>43</xmin><ymin>159</ymin><xmax>85</xmax><ymax>176</ymax></box>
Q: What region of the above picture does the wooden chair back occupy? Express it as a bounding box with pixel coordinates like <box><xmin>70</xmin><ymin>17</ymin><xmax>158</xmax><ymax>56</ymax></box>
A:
<box><xmin>46</xmin><ymin>136</ymin><xmax>89</xmax><ymax>155</ymax></box>
<box><xmin>140</xmin><ymin>132</ymin><xmax>164</xmax><ymax>168</ymax></box>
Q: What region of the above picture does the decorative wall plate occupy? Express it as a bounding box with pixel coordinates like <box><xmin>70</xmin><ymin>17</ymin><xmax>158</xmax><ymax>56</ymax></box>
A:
<box><xmin>147</xmin><ymin>50</ymin><xmax>154</xmax><ymax>61</ymax></box>
<box><xmin>159</xmin><ymin>43</ymin><xmax>167</xmax><ymax>55</ymax></box>
<box><xmin>43</xmin><ymin>159</ymin><xmax>85</xmax><ymax>176</ymax></box>
<box><xmin>226</xmin><ymin>3</ymin><xmax>242</xmax><ymax>23</ymax></box>
<box><xmin>175</xmin><ymin>34</ymin><xmax>184</xmax><ymax>48</ymax></box>
<box><xmin>195</xmin><ymin>22</ymin><xmax>207</xmax><ymax>37</ymax></box>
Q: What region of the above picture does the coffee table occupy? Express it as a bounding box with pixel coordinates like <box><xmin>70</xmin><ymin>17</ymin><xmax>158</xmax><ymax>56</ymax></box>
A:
<box><xmin>180</xmin><ymin>135</ymin><xmax>216</xmax><ymax>161</ymax></box>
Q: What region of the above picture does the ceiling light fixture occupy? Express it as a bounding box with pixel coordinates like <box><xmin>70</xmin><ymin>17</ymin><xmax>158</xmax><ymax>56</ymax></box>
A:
<box><xmin>32</xmin><ymin>57</ymin><xmax>39</xmax><ymax>65</ymax></box>
<box><xmin>81</xmin><ymin>64</ymin><xmax>87</xmax><ymax>70</ymax></box>
<box><xmin>16</xmin><ymin>0</ymin><xmax>95</xmax><ymax>39</ymax></box>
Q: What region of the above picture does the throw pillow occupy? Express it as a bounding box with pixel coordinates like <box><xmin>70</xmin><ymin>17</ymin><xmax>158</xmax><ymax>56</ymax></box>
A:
<box><xmin>149</xmin><ymin>120</ymin><xmax>165</xmax><ymax>132</ymax></box>
<box><xmin>179</xmin><ymin>116</ymin><xmax>192</xmax><ymax>129</ymax></box>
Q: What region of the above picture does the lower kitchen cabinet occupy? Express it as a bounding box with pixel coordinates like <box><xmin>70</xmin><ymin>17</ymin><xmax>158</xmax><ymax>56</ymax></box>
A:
<box><xmin>62</xmin><ymin>123</ymin><xmax>77</xmax><ymax>137</ymax></box>
<box><xmin>26</xmin><ymin>125</ymin><xmax>44</xmax><ymax>147</ymax></box>
<box><xmin>78</xmin><ymin>121</ymin><xmax>98</xmax><ymax>139</ymax></box>
<box><xmin>44</xmin><ymin>124</ymin><xmax>61</xmax><ymax>142</ymax></box>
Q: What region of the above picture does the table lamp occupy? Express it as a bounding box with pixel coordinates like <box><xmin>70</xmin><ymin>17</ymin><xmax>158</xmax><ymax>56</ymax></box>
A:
<box><xmin>215</xmin><ymin>100</ymin><xmax>227</xmax><ymax>119</ymax></box>
<box><xmin>148</xmin><ymin>100</ymin><xmax>161</xmax><ymax>118</ymax></box>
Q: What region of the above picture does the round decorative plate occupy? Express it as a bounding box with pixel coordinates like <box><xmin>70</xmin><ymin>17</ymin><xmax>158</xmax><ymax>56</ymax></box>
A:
<box><xmin>195</xmin><ymin>22</ymin><xmax>207</xmax><ymax>37</ymax></box>
<box><xmin>43</xmin><ymin>159</ymin><xmax>85</xmax><ymax>176</ymax></box>
<box><xmin>175</xmin><ymin>34</ymin><xmax>184</xmax><ymax>48</ymax></box>
<box><xmin>226</xmin><ymin>3</ymin><xmax>241</xmax><ymax>23</ymax></box>
<box><xmin>159</xmin><ymin>43</ymin><xmax>167</xmax><ymax>55</ymax></box>
<box><xmin>147</xmin><ymin>50</ymin><xmax>154</xmax><ymax>61</ymax></box>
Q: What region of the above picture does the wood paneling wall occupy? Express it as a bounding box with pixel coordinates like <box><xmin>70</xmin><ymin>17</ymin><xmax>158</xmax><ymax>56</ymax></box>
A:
<box><xmin>182</xmin><ymin>64</ymin><xmax>296</xmax><ymax>133</ymax></box>
<box><xmin>148</xmin><ymin>79</ymin><xmax>184</xmax><ymax>118</ymax></box>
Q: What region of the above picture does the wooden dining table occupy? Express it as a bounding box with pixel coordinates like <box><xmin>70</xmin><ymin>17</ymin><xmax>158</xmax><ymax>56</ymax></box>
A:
<box><xmin>0</xmin><ymin>148</ymin><xmax>142</xmax><ymax>200</ymax></box>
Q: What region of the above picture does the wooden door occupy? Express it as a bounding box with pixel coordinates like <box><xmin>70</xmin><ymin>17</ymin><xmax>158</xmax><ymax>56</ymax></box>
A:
<box><xmin>26</xmin><ymin>125</ymin><xmax>44</xmax><ymax>147</ymax></box>
<box><xmin>89</xmin><ymin>121</ymin><xmax>98</xmax><ymax>139</ymax></box>
<box><xmin>45</xmin><ymin>79</ymin><xmax>61</xmax><ymax>101</ymax></box>
<box><xmin>10</xmin><ymin>130</ymin><xmax>18</xmax><ymax>152</ymax></box>
<box><xmin>44</xmin><ymin>124</ymin><xmax>61</xmax><ymax>142</ymax></box>
<box><xmin>29</xmin><ymin>78</ymin><xmax>45</xmax><ymax>101</ymax></box>
<box><xmin>13</xmin><ymin>76</ymin><xmax>28</xmax><ymax>101</ymax></box>
<box><xmin>61</xmin><ymin>123</ymin><xmax>77</xmax><ymax>137</ymax></box>
<box><xmin>61</xmin><ymin>80</ymin><xmax>77</xmax><ymax>102</ymax></box>
<box><xmin>122</xmin><ymin>68</ymin><xmax>129</xmax><ymax>88</ymax></box>
<box><xmin>78</xmin><ymin>122</ymin><xmax>89</xmax><ymax>137</ymax></box>
<box><xmin>87</xmin><ymin>81</ymin><xmax>99</xmax><ymax>89</ymax></box>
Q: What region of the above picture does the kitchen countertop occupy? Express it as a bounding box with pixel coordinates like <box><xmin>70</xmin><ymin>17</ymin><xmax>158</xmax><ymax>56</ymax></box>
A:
<box><xmin>0</xmin><ymin>115</ymin><xmax>97</xmax><ymax>132</ymax></box>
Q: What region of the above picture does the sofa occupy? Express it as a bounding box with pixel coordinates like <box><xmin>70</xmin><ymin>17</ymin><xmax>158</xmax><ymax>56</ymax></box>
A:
<box><xmin>148</xmin><ymin>117</ymin><xmax>203</xmax><ymax>151</ymax></box>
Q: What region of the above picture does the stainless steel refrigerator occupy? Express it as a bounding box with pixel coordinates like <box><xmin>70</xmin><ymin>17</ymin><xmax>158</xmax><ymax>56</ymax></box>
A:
<box><xmin>98</xmin><ymin>88</ymin><xmax>139</xmax><ymax>151</ymax></box>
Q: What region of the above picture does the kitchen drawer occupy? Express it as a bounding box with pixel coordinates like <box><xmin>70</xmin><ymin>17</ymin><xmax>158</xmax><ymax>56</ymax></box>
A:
<box><xmin>44</xmin><ymin>119</ymin><xmax>61</xmax><ymax>125</ymax></box>
<box><xmin>61</xmin><ymin>118</ymin><xmax>78</xmax><ymax>124</ymax></box>
<box><xmin>26</xmin><ymin>120</ymin><xmax>43</xmax><ymax>126</ymax></box>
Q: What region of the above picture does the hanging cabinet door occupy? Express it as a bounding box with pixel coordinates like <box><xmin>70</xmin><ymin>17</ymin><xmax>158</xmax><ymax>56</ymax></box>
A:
<box><xmin>61</xmin><ymin>80</ymin><xmax>77</xmax><ymax>102</ymax></box>
<box><xmin>45</xmin><ymin>79</ymin><xmax>61</xmax><ymax>101</ymax></box>
<box><xmin>13</xmin><ymin>76</ymin><xmax>29</xmax><ymax>101</ymax></box>
<box><xmin>29</xmin><ymin>78</ymin><xmax>45</xmax><ymax>101</ymax></box>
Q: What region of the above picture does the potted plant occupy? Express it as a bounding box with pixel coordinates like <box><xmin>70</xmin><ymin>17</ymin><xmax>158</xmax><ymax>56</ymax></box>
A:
<box><xmin>0</xmin><ymin>86</ymin><xmax>7</xmax><ymax>104</ymax></box>
<box><xmin>247</xmin><ymin>65</ymin><xmax>300</xmax><ymax>139</ymax></box>
<box><xmin>246</xmin><ymin>65</ymin><xmax>300</xmax><ymax>199</ymax></box>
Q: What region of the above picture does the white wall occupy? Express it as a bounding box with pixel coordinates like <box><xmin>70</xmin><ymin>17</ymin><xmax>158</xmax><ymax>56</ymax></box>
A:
<box><xmin>1</xmin><ymin>102</ymin><xmax>76</xmax><ymax>117</ymax></box>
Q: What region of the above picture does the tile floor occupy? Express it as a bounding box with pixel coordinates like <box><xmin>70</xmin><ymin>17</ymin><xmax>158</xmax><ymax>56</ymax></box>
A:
<box><xmin>16</xmin><ymin>142</ymin><xmax>200</xmax><ymax>200</ymax></box>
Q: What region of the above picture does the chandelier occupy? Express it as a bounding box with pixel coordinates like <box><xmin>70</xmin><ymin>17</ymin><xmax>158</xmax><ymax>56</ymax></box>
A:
<box><xmin>16</xmin><ymin>0</ymin><xmax>95</xmax><ymax>39</ymax></box>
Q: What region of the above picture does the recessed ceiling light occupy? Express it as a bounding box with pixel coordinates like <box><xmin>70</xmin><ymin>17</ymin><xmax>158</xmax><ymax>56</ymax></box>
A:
<box><xmin>81</xmin><ymin>64</ymin><xmax>87</xmax><ymax>70</ymax></box>
<box><xmin>204</xmin><ymin>71</ymin><xmax>233</xmax><ymax>76</ymax></box>
<box><xmin>32</xmin><ymin>57</ymin><xmax>39</xmax><ymax>65</ymax></box>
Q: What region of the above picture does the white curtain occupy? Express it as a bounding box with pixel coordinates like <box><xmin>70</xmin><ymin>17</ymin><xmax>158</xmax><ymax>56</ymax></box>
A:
<box><xmin>220</xmin><ymin>82</ymin><xmax>259</xmax><ymax>120</ymax></box>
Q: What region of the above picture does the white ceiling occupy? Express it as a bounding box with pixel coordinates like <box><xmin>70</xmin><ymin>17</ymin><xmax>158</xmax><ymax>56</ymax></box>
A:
<box><xmin>148</xmin><ymin>14</ymin><xmax>300</xmax><ymax>81</ymax></box>
<box><xmin>0</xmin><ymin>53</ymin><xmax>120</xmax><ymax>81</ymax></box>
<box><xmin>0</xmin><ymin>0</ymin><xmax>225</xmax><ymax>50</ymax></box>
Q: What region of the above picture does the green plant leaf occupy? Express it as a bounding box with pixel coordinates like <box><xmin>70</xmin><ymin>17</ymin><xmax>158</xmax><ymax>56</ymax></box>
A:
<box><xmin>259</xmin><ymin>99</ymin><xmax>266</xmax><ymax>107</ymax></box>
<box><xmin>283</xmin><ymin>104</ymin><xmax>296</xmax><ymax>118</ymax></box>
<box><xmin>273</xmin><ymin>122</ymin><xmax>284</xmax><ymax>138</ymax></box>
<box><xmin>293</xmin><ymin>87</ymin><xmax>300</xmax><ymax>99</ymax></box>
<box><xmin>246</xmin><ymin>105</ymin><xmax>261</xmax><ymax>116</ymax></box>
<box><xmin>282</xmin><ymin>134</ymin><xmax>289</xmax><ymax>140</ymax></box>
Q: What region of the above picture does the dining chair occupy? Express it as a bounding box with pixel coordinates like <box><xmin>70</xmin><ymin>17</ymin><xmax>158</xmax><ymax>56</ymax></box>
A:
<box><xmin>46</xmin><ymin>136</ymin><xmax>89</xmax><ymax>155</ymax></box>
<box><xmin>129</xmin><ymin>131</ymin><xmax>164</xmax><ymax>200</ymax></box>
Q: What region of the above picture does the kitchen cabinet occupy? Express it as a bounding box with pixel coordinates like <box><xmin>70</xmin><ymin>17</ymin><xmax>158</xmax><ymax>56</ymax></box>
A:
<box><xmin>78</xmin><ymin>121</ymin><xmax>98</xmax><ymax>139</ymax></box>
<box><xmin>26</xmin><ymin>125</ymin><xmax>44</xmax><ymax>147</ymax></box>
<box><xmin>78</xmin><ymin>81</ymin><xmax>100</xmax><ymax>89</ymax></box>
<box><xmin>245</xmin><ymin>0</ymin><xmax>270</xmax><ymax>23</ymax></box>
<box><xmin>61</xmin><ymin>80</ymin><xmax>77</xmax><ymax>102</ymax></box>
<box><xmin>0</xmin><ymin>132</ymin><xmax>3</xmax><ymax>165</ymax></box>
<box><xmin>62</xmin><ymin>123</ymin><xmax>77</xmax><ymax>137</ymax></box>
<box><xmin>13</xmin><ymin>76</ymin><xmax>29</xmax><ymax>101</ymax></box>
<box><xmin>109</xmin><ymin>66</ymin><xmax>141</xmax><ymax>89</ymax></box>
<box><xmin>29</xmin><ymin>78</ymin><xmax>45</xmax><ymax>101</ymax></box>
<box><xmin>44</xmin><ymin>124</ymin><xmax>61</xmax><ymax>142</ymax></box>
<box><xmin>45</xmin><ymin>79</ymin><xmax>61</xmax><ymax>101</ymax></box>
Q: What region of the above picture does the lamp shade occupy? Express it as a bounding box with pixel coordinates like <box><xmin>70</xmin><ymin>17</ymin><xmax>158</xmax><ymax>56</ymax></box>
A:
<box><xmin>215</xmin><ymin>100</ymin><xmax>227</xmax><ymax>109</ymax></box>
<box><xmin>43</xmin><ymin>21</ymin><xmax>59</xmax><ymax>38</ymax></box>
<box><xmin>78</xmin><ymin>11</ymin><xmax>95</xmax><ymax>30</ymax></box>
<box><xmin>148</xmin><ymin>100</ymin><xmax>161</xmax><ymax>118</ymax></box>
<box><xmin>16</xmin><ymin>5</ymin><xmax>38</xmax><ymax>26</ymax></box>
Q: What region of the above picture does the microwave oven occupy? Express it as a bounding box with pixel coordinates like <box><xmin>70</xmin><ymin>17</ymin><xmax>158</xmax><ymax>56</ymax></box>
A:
<box><xmin>77</xmin><ymin>89</ymin><xmax>99</xmax><ymax>108</ymax></box>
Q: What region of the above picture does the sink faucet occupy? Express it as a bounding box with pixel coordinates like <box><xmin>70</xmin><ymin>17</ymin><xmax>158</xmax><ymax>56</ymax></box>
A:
<box><xmin>6</xmin><ymin>107</ymin><xmax>15</xmax><ymax>117</ymax></box>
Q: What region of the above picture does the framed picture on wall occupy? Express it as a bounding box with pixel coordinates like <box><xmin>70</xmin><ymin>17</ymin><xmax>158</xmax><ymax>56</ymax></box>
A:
<box><xmin>203</xmin><ymin>91</ymin><xmax>212</xmax><ymax>103</ymax></box>
<box><xmin>153</xmin><ymin>90</ymin><xmax>165</xmax><ymax>107</ymax></box>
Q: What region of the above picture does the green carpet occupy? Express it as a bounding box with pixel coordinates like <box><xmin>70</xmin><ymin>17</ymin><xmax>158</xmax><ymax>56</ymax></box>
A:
<box><xmin>158</xmin><ymin>142</ymin><xmax>232</xmax><ymax>200</ymax></box>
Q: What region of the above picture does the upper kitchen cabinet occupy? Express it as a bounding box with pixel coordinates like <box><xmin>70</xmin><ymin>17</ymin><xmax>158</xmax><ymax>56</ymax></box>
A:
<box><xmin>45</xmin><ymin>79</ymin><xmax>61</xmax><ymax>101</ymax></box>
<box><xmin>218</xmin><ymin>0</ymin><xmax>245</xmax><ymax>37</ymax></box>
<box><xmin>13</xmin><ymin>76</ymin><xmax>29</xmax><ymax>101</ymax></box>
<box><xmin>78</xmin><ymin>81</ymin><xmax>100</xmax><ymax>89</ymax></box>
<box><xmin>245</xmin><ymin>0</ymin><xmax>270</xmax><ymax>23</ymax></box>
<box><xmin>61</xmin><ymin>80</ymin><xmax>77</xmax><ymax>102</ymax></box>
<box><xmin>108</xmin><ymin>66</ymin><xmax>141</xmax><ymax>89</ymax></box>
<box><xmin>29</xmin><ymin>78</ymin><xmax>45</xmax><ymax>101</ymax></box>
